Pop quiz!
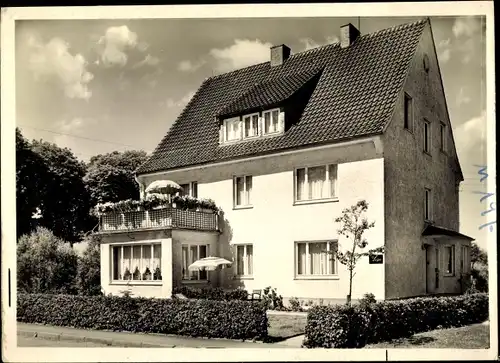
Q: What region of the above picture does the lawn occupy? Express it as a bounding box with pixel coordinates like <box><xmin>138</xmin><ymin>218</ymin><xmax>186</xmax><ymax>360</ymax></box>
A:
<box><xmin>267</xmin><ymin>313</ymin><xmax>307</xmax><ymax>341</ymax></box>
<box><xmin>365</xmin><ymin>322</ymin><xmax>490</xmax><ymax>349</ymax></box>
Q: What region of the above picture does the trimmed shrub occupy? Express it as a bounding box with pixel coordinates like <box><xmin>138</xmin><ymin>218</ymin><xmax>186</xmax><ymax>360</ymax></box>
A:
<box><xmin>359</xmin><ymin>293</ymin><xmax>377</xmax><ymax>308</ymax></box>
<box><xmin>172</xmin><ymin>286</ymin><xmax>248</xmax><ymax>301</ymax></box>
<box><xmin>303</xmin><ymin>293</ymin><xmax>489</xmax><ymax>348</ymax></box>
<box><xmin>17</xmin><ymin>293</ymin><xmax>268</xmax><ymax>340</ymax></box>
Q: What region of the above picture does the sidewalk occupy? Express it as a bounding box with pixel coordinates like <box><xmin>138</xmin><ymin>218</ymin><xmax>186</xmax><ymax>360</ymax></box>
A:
<box><xmin>17</xmin><ymin>323</ymin><xmax>294</xmax><ymax>348</ymax></box>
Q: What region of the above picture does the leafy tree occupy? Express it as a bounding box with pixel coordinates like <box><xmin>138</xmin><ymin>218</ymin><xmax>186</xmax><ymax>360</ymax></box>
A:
<box><xmin>31</xmin><ymin>140</ymin><xmax>94</xmax><ymax>243</ymax></box>
<box><xmin>76</xmin><ymin>234</ymin><xmax>102</xmax><ymax>296</ymax></box>
<box><xmin>333</xmin><ymin>200</ymin><xmax>382</xmax><ymax>306</ymax></box>
<box><xmin>471</xmin><ymin>242</ymin><xmax>488</xmax><ymax>268</ymax></box>
<box><xmin>15</xmin><ymin>128</ymin><xmax>48</xmax><ymax>238</ymax></box>
<box><xmin>83</xmin><ymin>150</ymin><xmax>148</xmax><ymax>205</ymax></box>
<box><xmin>17</xmin><ymin>227</ymin><xmax>78</xmax><ymax>294</ymax></box>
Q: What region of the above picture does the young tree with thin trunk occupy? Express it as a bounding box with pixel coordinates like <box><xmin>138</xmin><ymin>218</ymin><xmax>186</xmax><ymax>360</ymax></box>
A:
<box><xmin>334</xmin><ymin>200</ymin><xmax>383</xmax><ymax>306</ymax></box>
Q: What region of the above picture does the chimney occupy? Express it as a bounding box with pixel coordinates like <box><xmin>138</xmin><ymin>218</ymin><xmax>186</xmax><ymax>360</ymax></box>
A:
<box><xmin>270</xmin><ymin>44</ymin><xmax>291</xmax><ymax>67</ymax></box>
<box><xmin>340</xmin><ymin>23</ymin><xmax>360</xmax><ymax>48</ymax></box>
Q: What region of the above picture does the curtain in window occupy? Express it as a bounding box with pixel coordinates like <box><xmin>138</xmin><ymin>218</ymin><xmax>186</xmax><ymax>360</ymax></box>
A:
<box><xmin>309</xmin><ymin>242</ymin><xmax>328</xmax><ymax>275</ymax></box>
<box><xmin>182</xmin><ymin>246</ymin><xmax>189</xmax><ymax>279</ymax></box>
<box><xmin>245</xmin><ymin>176</ymin><xmax>252</xmax><ymax>205</ymax></box>
<box><xmin>296</xmin><ymin>169</ymin><xmax>306</xmax><ymax>201</ymax></box>
<box><xmin>153</xmin><ymin>244</ymin><xmax>161</xmax><ymax>280</ymax></box>
<box><xmin>113</xmin><ymin>246</ymin><xmax>121</xmax><ymax>280</ymax></box>
<box><xmin>236</xmin><ymin>246</ymin><xmax>245</xmax><ymax>275</ymax></box>
<box><xmin>192</xmin><ymin>182</ymin><xmax>198</xmax><ymax>198</ymax></box>
<box><xmin>445</xmin><ymin>246</ymin><xmax>453</xmax><ymax>273</ymax></box>
<box><xmin>131</xmin><ymin>246</ymin><xmax>141</xmax><ymax>280</ymax></box>
<box><xmin>329</xmin><ymin>165</ymin><xmax>337</xmax><ymax>198</ymax></box>
<box><xmin>123</xmin><ymin>246</ymin><xmax>132</xmax><ymax>279</ymax></box>
<box><xmin>297</xmin><ymin>243</ymin><xmax>306</xmax><ymax>275</ymax></box>
<box><xmin>142</xmin><ymin>246</ymin><xmax>152</xmax><ymax>280</ymax></box>
<box><xmin>246</xmin><ymin>245</ymin><xmax>253</xmax><ymax>275</ymax></box>
<box><xmin>264</xmin><ymin>112</ymin><xmax>271</xmax><ymax>133</ymax></box>
<box><xmin>244</xmin><ymin>117</ymin><xmax>251</xmax><ymax>137</ymax></box>
<box><xmin>236</xmin><ymin>177</ymin><xmax>244</xmax><ymax>205</ymax></box>
<box><xmin>252</xmin><ymin>115</ymin><xmax>259</xmax><ymax>136</ymax></box>
<box><xmin>190</xmin><ymin>246</ymin><xmax>198</xmax><ymax>279</ymax></box>
<box><xmin>271</xmin><ymin>110</ymin><xmax>279</xmax><ymax>132</ymax></box>
<box><xmin>329</xmin><ymin>242</ymin><xmax>337</xmax><ymax>274</ymax></box>
<box><xmin>308</xmin><ymin>166</ymin><xmax>326</xmax><ymax>200</ymax></box>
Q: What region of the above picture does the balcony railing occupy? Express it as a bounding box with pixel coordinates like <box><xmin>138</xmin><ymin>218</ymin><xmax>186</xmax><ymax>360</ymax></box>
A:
<box><xmin>98</xmin><ymin>207</ymin><xmax>220</xmax><ymax>233</ymax></box>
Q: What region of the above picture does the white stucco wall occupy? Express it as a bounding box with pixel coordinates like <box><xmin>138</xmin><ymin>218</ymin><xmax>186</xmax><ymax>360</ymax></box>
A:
<box><xmin>100</xmin><ymin>236</ymin><xmax>173</xmax><ymax>298</ymax></box>
<box><xmin>139</xmin><ymin>138</ymin><xmax>386</xmax><ymax>301</ymax></box>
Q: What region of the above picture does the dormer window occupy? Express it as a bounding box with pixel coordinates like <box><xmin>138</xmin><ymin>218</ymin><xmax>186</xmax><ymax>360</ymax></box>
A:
<box><xmin>220</xmin><ymin>108</ymin><xmax>285</xmax><ymax>145</ymax></box>
<box><xmin>224</xmin><ymin>117</ymin><xmax>242</xmax><ymax>142</ymax></box>
<box><xmin>263</xmin><ymin>108</ymin><xmax>280</xmax><ymax>135</ymax></box>
<box><xmin>243</xmin><ymin>113</ymin><xmax>260</xmax><ymax>138</ymax></box>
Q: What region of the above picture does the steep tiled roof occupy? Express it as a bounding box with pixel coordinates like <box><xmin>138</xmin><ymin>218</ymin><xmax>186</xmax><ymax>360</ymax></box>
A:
<box><xmin>217</xmin><ymin>67</ymin><xmax>323</xmax><ymax>117</ymax></box>
<box><xmin>137</xmin><ymin>19</ymin><xmax>427</xmax><ymax>174</ymax></box>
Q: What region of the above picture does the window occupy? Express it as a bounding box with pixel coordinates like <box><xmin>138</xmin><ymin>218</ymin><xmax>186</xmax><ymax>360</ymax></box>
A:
<box><xmin>444</xmin><ymin>245</ymin><xmax>455</xmax><ymax>275</ymax></box>
<box><xmin>440</xmin><ymin>122</ymin><xmax>446</xmax><ymax>152</ymax></box>
<box><xmin>461</xmin><ymin>245</ymin><xmax>470</xmax><ymax>274</ymax></box>
<box><xmin>404</xmin><ymin>93</ymin><xmax>413</xmax><ymax>131</ymax></box>
<box><xmin>263</xmin><ymin>108</ymin><xmax>280</xmax><ymax>135</ymax></box>
<box><xmin>182</xmin><ymin>244</ymin><xmax>209</xmax><ymax>280</ymax></box>
<box><xmin>295</xmin><ymin>164</ymin><xmax>337</xmax><ymax>202</ymax></box>
<box><xmin>296</xmin><ymin>241</ymin><xmax>337</xmax><ymax>277</ymax></box>
<box><xmin>424</xmin><ymin>119</ymin><xmax>431</xmax><ymax>154</ymax></box>
<box><xmin>424</xmin><ymin>188</ymin><xmax>432</xmax><ymax>221</ymax></box>
<box><xmin>112</xmin><ymin>244</ymin><xmax>161</xmax><ymax>281</ymax></box>
<box><xmin>235</xmin><ymin>244</ymin><xmax>253</xmax><ymax>277</ymax></box>
<box><xmin>234</xmin><ymin>175</ymin><xmax>252</xmax><ymax>207</ymax></box>
<box><xmin>243</xmin><ymin>113</ymin><xmax>260</xmax><ymax>138</ymax></box>
<box><xmin>179</xmin><ymin>181</ymin><xmax>198</xmax><ymax>198</ymax></box>
<box><xmin>224</xmin><ymin>117</ymin><xmax>241</xmax><ymax>142</ymax></box>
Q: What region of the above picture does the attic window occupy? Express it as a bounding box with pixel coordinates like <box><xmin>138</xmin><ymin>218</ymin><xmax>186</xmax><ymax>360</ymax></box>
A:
<box><xmin>224</xmin><ymin>117</ymin><xmax>242</xmax><ymax>142</ymax></box>
<box><xmin>263</xmin><ymin>108</ymin><xmax>280</xmax><ymax>135</ymax></box>
<box><xmin>243</xmin><ymin>113</ymin><xmax>260</xmax><ymax>138</ymax></box>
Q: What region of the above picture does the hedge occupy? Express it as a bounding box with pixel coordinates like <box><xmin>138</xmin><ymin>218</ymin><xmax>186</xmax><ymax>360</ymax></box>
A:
<box><xmin>172</xmin><ymin>286</ymin><xmax>248</xmax><ymax>301</ymax></box>
<box><xmin>18</xmin><ymin>293</ymin><xmax>268</xmax><ymax>340</ymax></box>
<box><xmin>303</xmin><ymin>293</ymin><xmax>489</xmax><ymax>348</ymax></box>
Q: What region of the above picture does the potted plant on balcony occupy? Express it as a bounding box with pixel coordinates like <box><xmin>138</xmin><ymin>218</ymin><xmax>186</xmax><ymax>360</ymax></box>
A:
<box><xmin>142</xmin><ymin>267</ymin><xmax>152</xmax><ymax>281</ymax></box>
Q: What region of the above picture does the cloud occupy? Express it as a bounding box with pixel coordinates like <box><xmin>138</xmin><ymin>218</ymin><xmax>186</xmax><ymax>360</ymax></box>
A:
<box><xmin>436</xmin><ymin>38</ymin><xmax>452</xmax><ymax>64</ymax></box>
<box><xmin>178</xmin><ymin>59</ymin><xmax>206</xmax><ymax>73</ymax></box>
<box><xmin>28</xmin><ymin>37</ymin><xmax>93</xmax><ymax>100</ymax></box>
<box><xmin>454</xmin><ymin>111</ymin><xmax>486</xmax><ymax>155</ymax></box>
<box><xmin>456</xmin><ymin>87</ymin><xmax>471</xmax><ymax>106</ymax></box>
<box><xmin>452</xmin><ymin>17</ymin><xmax>482</xmax><ymax>39</ymax></box>
<box><xmin>209</xmin><ymin>39</ymin><xmax>272</xmax><ymax>73</ymax></box>
<box><xmin>165</xmin><ymin>91</ymin><xmax>196</xmax><ymax>109</ymax></box>
<box><xmin>132</xmin><ymin>54</ymin><xmax>160</xmax><ymax>69</ymax></box>
<box><xmin>53</xmin><ymin>117</ymin><xmax>98</xmax><ymax>156</ymax></box>
<box><xmin>299</xmin><ymin>35</ymin><xmax>339</xmax><ymax>52</ymax></box>
<box><xmin>97</xmin><ymin>25</ymin><xmax>138</xmax><ymax>67</ymax></box>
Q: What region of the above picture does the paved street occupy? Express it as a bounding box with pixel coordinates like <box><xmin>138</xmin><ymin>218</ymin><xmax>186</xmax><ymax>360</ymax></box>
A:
<box><xmin>18</xmin><ymin>335</ymin><xmax>113</xmax><ymax>347</ymax></box>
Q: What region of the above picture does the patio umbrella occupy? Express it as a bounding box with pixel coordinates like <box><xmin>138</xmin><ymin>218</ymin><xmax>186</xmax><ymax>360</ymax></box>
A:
<box><xmin>145</xmin><ymin>180</ymin><xmax>183</xmax><ymax>195</ymax></box>
<box><xmin>188</xmin><ymin>257</ymin><xmax>233</xmax><ymax>271</ymax></box>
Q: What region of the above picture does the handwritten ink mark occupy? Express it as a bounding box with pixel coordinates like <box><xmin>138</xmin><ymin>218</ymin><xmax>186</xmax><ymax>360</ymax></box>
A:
<box><xmin>473</xmin><ymin>164</ymin><xmax>489</xmax><ymax>182</ymax></box>
<box><xmin>472</xmin><ymin>191</ymin><xmax>496</xmax><ymax>203</ymax></box>
<box><xmin>479</xmin><ymin>221</ymin><xmax>496</xmax><ymax>232</ymax></box>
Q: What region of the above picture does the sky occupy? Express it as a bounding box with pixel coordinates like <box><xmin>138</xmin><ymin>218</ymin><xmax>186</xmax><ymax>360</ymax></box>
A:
<box><xmin>14</xmin><ymin>15</ymin><xmax>490</xmax><ymax>249</ymax></box>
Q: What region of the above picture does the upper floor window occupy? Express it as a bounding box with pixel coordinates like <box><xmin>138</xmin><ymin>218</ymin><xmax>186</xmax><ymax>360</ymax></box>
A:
<box><xmin>243</xmin><ymin>113</ymin><xmax>260</xmax><ymax>138</ymax></box>
<box><xmin>182</xmin><ymin>244</ymin><xmax>209</xmax><ymax>281</ymax></box>
<box><xmin>295</xmin><ymin>164</ymin><xmax>337</xmax><ymax>203</ymax></box>
<box><xmin>263</xmin><ymin>108</ymin><xmax>280</xmax><ymax>135</ymax></box>
<box><xmin>440</xmin><ymin>122</ymin><xmax>446</xmax><ymax>152</ymax></box>
<box><xmin>179</xmin><ymin>181</ymin><xmax>198</xmax><ymax>198</ymax></box>
<box><xmin>295</xmin><ymin>241</ymin><xmax>338</xmax><ymax>278</ymax></box>
<box><xmin>234</xmin><ymin>175</ymin><xmax>253</xmax><ymax>208</ymax></box>
<box><xmin>224</xmin><ymin>117</ymin><xmax>241</xmax><ymax>142</ymax></box>
<box><xmin>404</xmin><ymin>93</ymin><xmax>413</xmax><ymax>131</ymax></box>
<box><xmin>424</xmin><ymin>187</ymin><xmax>432</xmax><ymax>221</ymax></box>
<box><xmin>424</xmin><ymin>119</ymin><xmax>431</xmax><ymax>154</ymax></box>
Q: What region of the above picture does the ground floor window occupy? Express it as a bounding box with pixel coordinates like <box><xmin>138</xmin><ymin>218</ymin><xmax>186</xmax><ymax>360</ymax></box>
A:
<box><xmin>235</xmin><ymin>244</ymin><xmax>253</xmax><ymax>277</ymax></box>
<box><xmin>295</xmin><ymin>241</ymin><xmax>337</xmax><ymax>277</ymax></box>
<box><xmin>460</xmin><ymin>245</ymin><xmax>470</xmax><ymax>274</ymax></box>
<box><xmin>444</xmin><ymin>245</ymin><xmax>455</xmax><ymax>276</ymax></box>
<box><xmin>182</xmin><ymin>244</ymin><xmax>210</xmax><ymax>280</ymax></box>
<box><xmin>112</xmin><ymin>244</ymin><xmax>161</xmax><ymax>281</ymax></box>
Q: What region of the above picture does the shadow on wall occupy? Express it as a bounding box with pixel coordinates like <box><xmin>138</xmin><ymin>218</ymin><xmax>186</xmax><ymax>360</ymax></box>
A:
<box><xmin>218</xmin><ymin>215</ymin><xmax>245</xmax><ymax>290</ymax></box>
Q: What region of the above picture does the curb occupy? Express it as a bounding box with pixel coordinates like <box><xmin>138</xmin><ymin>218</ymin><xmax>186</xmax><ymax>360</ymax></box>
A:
<box><xmin>18</xmin><ymin>330</ymin><xmax>174</xmax><ymax>348</ymax></box>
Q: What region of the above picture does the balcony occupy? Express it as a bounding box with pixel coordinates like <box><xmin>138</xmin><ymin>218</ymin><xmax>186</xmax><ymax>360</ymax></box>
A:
<box><xmin>98</xmin><ymin>206</ymin><xmax>220</xmax><ymax>233</ymax></box>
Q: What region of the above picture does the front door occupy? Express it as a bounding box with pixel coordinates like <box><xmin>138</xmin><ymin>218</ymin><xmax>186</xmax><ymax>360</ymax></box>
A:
<box><xmin>434</xmin><ymin>247</ymin><xmax>440</xmax><ymax>291</ymax></box>
<box><xmin>425</xmin><ymin>245</ymin><xmax>440</xmax><ymax>293</ymax></box>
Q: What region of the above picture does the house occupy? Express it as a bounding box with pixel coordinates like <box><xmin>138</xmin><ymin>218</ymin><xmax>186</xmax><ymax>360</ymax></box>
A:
<box><xmin>98</xmin><ymin>18</ymin><xmax>473</xmax><ymax>303</ymax></box>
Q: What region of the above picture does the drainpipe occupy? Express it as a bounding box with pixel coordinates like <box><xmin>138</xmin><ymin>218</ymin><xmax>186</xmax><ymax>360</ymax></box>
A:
<box><xmin>134</xmin><ymin>173</ymin><xmax>145</xmax><ymax>200</ymax></box>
